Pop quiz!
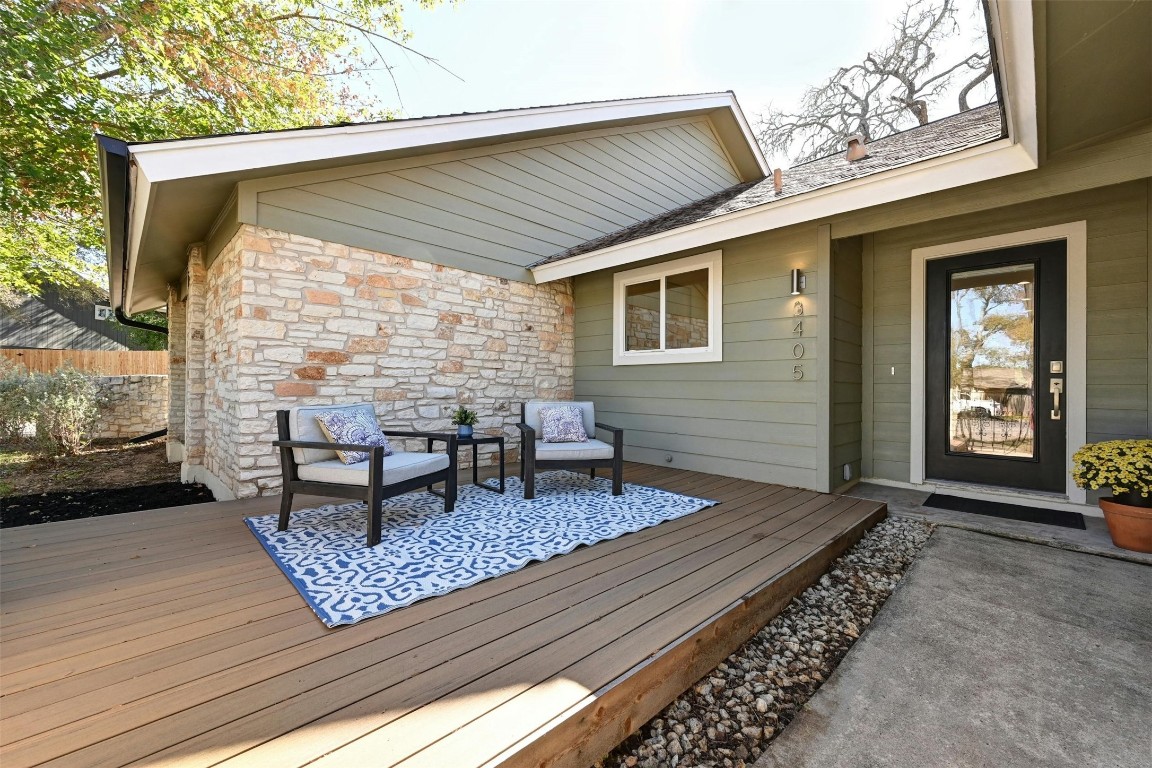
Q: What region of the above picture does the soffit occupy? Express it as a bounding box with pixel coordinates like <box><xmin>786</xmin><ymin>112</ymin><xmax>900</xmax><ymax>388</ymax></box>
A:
<box><xmin>1044</xmin><ymin>0</ymin><xmax>1152</xmax><ymax>155</ymax></box>
<box><xmin>118</xmin><ymin>94</ymin><xmax>765</xmax><ymax>313</ymax></box>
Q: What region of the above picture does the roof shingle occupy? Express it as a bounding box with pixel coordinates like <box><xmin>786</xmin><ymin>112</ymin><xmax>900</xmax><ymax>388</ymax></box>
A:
<box><xmin>533</xmin><ymin>103</ymin><xmax>1004</xmax><ymax>266</ymax></box>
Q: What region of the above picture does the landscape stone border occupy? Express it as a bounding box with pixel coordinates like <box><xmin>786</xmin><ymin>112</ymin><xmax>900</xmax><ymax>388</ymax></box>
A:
<box><xmin>596</xmin><ymin>516</ymin><xmax>934</xmax><ymax>768</ymax></box>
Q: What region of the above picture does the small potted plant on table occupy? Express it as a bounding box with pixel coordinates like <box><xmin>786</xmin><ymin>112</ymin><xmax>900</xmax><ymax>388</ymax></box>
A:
<box><xmin>450</xmin><ymin>406</ymin><xmax>479</xmax><ymax>438</ymax></box>
<box><xmin>1072</xmin><ymin>439</ymin><xmax>1152</xmax><ymax>553</ymax></box>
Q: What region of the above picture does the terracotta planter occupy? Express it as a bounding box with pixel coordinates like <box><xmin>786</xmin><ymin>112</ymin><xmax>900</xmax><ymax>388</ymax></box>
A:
<box><xmin>1099</xmin><ymin>497</ymin><xmax>1152</xmax><ymax>553</ymax></box>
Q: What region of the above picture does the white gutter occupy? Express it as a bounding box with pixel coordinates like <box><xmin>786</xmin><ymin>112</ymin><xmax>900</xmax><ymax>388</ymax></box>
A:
<box><xmin>123</xmin><ymin>159</ymin><xmax>151</xmax><ymax>316</ymax></box>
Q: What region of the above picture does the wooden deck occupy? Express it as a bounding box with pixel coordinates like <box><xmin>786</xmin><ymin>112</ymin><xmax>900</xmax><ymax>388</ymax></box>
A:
<box><xmin>0</xmin><ymin>464</ymin><xmax>885</xmax><ymax>768</ymax></box>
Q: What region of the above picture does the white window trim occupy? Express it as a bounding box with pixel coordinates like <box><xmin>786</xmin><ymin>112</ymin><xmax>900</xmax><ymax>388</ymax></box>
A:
<box><xmin>612</xmin><ymin>250</ymin><xmax>723</xmax><ymax>366</ymax></box>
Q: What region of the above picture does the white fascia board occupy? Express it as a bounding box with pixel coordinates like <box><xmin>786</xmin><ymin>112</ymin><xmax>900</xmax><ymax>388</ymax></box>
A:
<box><xmin>123</xmin><ymin>162</ymin><xmax>152</xmax><ymax>315</ymax></box>
<box><xmin>725</xmin><ymin>97</ymin><xmax>771</xmax><ymax>178</ymax></box>
<box><xmin>532</xmin><ymin>139</ymin><xmax>1036</xmax><ymax>282</ymax></box>
<box><xmin>127</xmin><ymin>93</ymin><xmax>752</xmax><ymax>183</ymax></box>
<box><xmin>990</xmin><ymin>0</ymin><xmax>1038</xmax><ymax>165</ymax></box>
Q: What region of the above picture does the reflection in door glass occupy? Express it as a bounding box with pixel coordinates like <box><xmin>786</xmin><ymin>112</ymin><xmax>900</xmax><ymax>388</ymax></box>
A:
<box><xmin>948</xmin><ymin>264</ymin><xmax>1035</xmax><ymax>458</ymax></box>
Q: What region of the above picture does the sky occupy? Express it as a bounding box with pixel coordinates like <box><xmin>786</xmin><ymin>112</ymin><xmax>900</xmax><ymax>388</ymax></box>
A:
<box><xmin>368</xmin><ymin>0</ymin><xmax>994</xmax><ymax>160</ymax></box>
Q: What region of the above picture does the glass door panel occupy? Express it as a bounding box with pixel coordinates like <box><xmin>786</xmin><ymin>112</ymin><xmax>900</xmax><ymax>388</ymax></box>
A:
<box><xmin>948</xmin><ymin>264</ymin><xmax>1035</xmax><ymax>458</ymax></box>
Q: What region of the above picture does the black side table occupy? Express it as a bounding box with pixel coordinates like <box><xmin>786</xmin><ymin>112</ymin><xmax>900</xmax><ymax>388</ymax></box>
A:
<box><xmin>428</xmin><ymin>433</ymin><xmax>506</xmax><ymax>494</ymax></box>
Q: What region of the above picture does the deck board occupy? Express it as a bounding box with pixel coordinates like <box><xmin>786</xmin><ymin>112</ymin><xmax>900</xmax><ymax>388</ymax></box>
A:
<box><xmin>0</xmin><ymin>464</ymin><xmax>884</xmax><ymax>768</ymax></box>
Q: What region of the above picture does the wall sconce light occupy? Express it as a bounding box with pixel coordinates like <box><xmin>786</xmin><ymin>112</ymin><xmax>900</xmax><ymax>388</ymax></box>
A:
<box><xmin>790</xmin><ymin>268</ymin><xmax>806</xmax><ymax>295</ymax></box>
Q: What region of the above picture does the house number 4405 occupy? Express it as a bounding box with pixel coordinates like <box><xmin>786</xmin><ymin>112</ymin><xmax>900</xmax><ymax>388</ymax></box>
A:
<box><xmin>792</xmin><ymin>305</ymin><xmax>804</xmax><ymax>379</ymax></box>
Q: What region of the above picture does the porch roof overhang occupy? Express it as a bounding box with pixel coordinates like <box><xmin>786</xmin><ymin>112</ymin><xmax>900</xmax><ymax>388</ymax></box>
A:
<box><xmin>530</xmin><ymin>0</ymin><xmax>1039</xmax><ymax>284</ymax></box>
<box><xmin>98</xmin><ymin>93</ymin><xmax>768</xmax><ymax>315</ymax></box>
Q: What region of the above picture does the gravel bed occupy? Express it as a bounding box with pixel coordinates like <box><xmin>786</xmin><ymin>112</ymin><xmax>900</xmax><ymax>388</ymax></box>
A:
<box><xmin>596</xmin><ymin>516</ymin><xmax>933</xmax><ymax>768</ymax></box>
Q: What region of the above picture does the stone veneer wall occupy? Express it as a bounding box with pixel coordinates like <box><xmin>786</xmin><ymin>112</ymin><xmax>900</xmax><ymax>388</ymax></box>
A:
<box><xmin>92</xmin><ymin>375</ymin><xmax>169</xmax><ymax>440</ymax></box>
<box><xmin>166</xmin><ymin>286</ymin><xmax>186</xmax><ymax>453</ymax></box>
<box><xmin>194</xmin><ymin>224</ymin><xmax>574</xmax><ymax>499</ymax></box>
<box><xmin>202</xmin><ymin>235</ymin><xmax>247</xmax><ymax>492</ymax></box>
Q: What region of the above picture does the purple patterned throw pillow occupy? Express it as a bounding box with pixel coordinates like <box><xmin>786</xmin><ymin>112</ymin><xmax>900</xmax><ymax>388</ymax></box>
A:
<box><xmin>314</xmin><ymin>409</ymin><xmax>394</xmax><ymax>465</ymax></box>
<box><xmin>540</xmin><ymin>406</ymin><xmax>589</xmax><ymax>443</ymax></box>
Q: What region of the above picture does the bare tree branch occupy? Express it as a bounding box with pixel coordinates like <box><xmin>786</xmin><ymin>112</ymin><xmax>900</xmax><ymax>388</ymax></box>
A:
<box><xmin>756</xmin><ymin>0</ymin><xmax>995</xmax><ymax>164</ymax></box>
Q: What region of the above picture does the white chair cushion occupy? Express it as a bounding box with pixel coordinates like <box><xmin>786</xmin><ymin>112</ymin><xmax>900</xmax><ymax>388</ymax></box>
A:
<box><xmin>288</xmin><ymin>403</ymin><xmax>377</xmax><ymax>465</ymax></box>
<box><xmin>534</xmin><ymin>438</ymin><xmax>614</xmax><ymax>461</ymax></box>
<box><xmin>524</xmin><ymin>401</ymin><xmax>596</xmax><ymax>438</ymax></box>
<box><xmin>296</xmin><ymin>451</ymin><xmax>450</xmax><ymax>487</ymax></box>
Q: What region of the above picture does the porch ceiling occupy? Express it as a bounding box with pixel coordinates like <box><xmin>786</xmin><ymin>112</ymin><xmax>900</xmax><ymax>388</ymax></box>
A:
<box><xmin>1042</xmin><ymin>0</ymin><xmax>1152</xmax><ymax>155</ymax></box>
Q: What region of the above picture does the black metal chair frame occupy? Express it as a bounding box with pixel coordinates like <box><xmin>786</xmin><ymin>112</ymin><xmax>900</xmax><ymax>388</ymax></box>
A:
<box><xmin>515</xmin><ymin>403</ymin><xmax>624</xmax><ymax>500</ymax></box>
<box><xmin>273</xmin><ymin>410</ymin><xmax>458</xmax><ymax>547</ymax></box>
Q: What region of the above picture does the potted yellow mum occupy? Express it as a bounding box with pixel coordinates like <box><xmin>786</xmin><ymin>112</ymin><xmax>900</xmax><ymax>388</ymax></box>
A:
<box><xmin>1072</xmin><ymin>439</ymin><xmax>1152</xmax><ymax>553</ymax></box>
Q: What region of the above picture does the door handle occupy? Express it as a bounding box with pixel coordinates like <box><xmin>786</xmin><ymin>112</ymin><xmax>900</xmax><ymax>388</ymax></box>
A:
<box><xmin>1050</xmin><ymin>378</ymin><xmax>1063</xmax><ymax>421</ymax></box>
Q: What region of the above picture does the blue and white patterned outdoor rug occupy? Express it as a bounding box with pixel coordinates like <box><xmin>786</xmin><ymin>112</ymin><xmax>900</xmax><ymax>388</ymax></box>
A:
<box><xmin>245</xmin><ymin>470</ymin><xmax>718</xmax><ymax>627</ymax></box>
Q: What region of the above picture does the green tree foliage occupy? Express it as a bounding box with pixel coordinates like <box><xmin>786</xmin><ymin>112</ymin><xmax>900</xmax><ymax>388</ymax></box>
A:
<box><xmin>0</xmin><ymin>0</ymin><xmax>444</xmax><ymax>305</ymax></box>
<box><xmin>115</xmin><ymin>309</ymin><xmax>169</xmax><ymax>351</ymax></box>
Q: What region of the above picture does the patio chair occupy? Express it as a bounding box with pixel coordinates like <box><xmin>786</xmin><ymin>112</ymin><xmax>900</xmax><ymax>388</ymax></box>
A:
<box><xmin>274</xmin><ymin>404</ymin><xmax>458</xmax><ymax>547</ymax></box>
<box><xmin>516</xmin><ymin>401</ymin><xmax>624</xmax><ymax>499</ymax></box>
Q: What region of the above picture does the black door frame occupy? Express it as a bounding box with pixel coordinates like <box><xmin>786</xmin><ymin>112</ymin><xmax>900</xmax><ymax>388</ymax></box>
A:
<box><xmin>923</xmin><ymin>241</ymin><xmax>1067</xmax><ymax>492</ymax></box>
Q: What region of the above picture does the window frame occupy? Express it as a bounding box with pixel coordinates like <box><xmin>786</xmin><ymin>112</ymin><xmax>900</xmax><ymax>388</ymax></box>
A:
<box><xmin>612</xmin><ymin>250</ymin><xmax>723</xmax><ymax>366</ymax></box>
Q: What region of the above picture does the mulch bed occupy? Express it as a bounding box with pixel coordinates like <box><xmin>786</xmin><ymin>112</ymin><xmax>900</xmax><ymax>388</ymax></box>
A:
<box><xmin>1</xmin><ymin>482</ymin><xmax>215</xmax><ymax>528</ymax></box>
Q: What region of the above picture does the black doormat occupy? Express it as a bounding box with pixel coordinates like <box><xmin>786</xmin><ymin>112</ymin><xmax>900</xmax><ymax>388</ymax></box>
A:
<box><xmin>923</xmin><ymin>493</ymin><xmax>1086</xmax><ymax>530</ymax></box>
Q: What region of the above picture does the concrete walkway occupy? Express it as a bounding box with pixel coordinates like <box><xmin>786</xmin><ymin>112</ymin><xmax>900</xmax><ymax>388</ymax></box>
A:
<box><xmin>848</xmin><ymin>482</ymin><xmax>1152</xmax><ymax>566</ymax></box>
<box><xmin>757</xmin><ymin>528</ymin><xmax>1152</xmax><ymax>768</ymax></box>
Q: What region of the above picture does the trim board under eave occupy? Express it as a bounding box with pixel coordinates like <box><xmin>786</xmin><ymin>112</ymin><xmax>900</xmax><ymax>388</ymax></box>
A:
<box><xmin>531</xmin><ymin>140</ymin><xmax>1036</xmax><ymax>283</ymax></box>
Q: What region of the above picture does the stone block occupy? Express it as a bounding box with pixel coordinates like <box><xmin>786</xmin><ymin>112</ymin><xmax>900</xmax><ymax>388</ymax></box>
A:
<box><xmin>303</xmin><ymin>289</ymin><xmax>341</xmax><ymax>305</ymax></box>
<box><xmin>294</xmin><ymin>366</ymin><xmax>326</xmax><ymax>380</ymax></box>
<box><xmin>405</xmin><ymin>314</ymin><xmax>438</xmax><ymax>331</ymax></box>
<box><xmin>348</xmin><ymin>338</ymin><xmax>392</xmax><ymax>355</ymax></box>
<box><xmin>338</xmin><ymin>364</ymin><xmax>376</xmax><ymax>376</ymax></box>
<box><xmin>257</xmin><ymin>253</ymin><xmax>303</xmax><ymax>273</ymax></box>
<box><xmin>306</xmin><ymin>350</ymin><xmax>351</xmax><ymax>364</ymax></box>
<box><xmin>326</xmin><ymin>318</ymin><xmax>377</xmax><ymax>336</ymax></box>
<box><xmin>274</xmin><ymin>381</ymin><xmax>317</xmax><ymax>397</ymax></box>
<box><xmin>239</xmin><ymin>319</ymin><xmax>287</xmax><ymax>339</ymax></box>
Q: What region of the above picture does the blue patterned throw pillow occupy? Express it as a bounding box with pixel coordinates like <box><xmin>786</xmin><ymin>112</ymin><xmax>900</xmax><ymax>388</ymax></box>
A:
<box><xmin>540</xmin><ymin>406</ymin><xmax>589</xmax><ymax>443</ymax></box>
<box><xmin>314</xmin><ymin>409</ymin><xmax>394</xmax><ymax>464</ymax></box>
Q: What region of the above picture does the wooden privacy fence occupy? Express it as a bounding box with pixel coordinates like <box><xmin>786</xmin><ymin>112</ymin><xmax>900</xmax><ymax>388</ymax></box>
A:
<box><xmin>1</xmin><ymin>348</ymin><xmax>169</xmax><ymax>375</ymax></box>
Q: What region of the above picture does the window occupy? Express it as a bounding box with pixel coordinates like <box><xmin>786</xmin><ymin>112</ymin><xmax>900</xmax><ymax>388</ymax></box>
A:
<box><xmin>612</xmin><ymin>251</ymin><xmax>723</xmax><ymax>365</ymax></box>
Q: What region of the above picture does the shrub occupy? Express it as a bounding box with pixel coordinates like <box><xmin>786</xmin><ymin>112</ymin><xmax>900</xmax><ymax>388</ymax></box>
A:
<box><xmin>31</xmin><ymin>365</ymin><xmax>107</xmax><ymax>456</ymax></box>
<box><xmin>0</xmin><ymin>359</ymin><xmax>33</xmax><ymax>444</ymax></box>
<box><xmin>0</xmin><ymin>362</ymin><xmax>106</xmax><ymax>455</ymax></box>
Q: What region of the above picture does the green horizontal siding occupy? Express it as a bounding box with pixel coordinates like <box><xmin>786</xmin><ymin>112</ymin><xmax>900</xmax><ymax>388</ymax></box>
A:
<box><xmin>865</xmin><ymin>180</ymin><xmax>1150</xmax><ymax>483</ymax></box>
<box><xmin>574</xmin><ymin>225</ymin><xmax>823</xmax><ymax>488</ymax></box>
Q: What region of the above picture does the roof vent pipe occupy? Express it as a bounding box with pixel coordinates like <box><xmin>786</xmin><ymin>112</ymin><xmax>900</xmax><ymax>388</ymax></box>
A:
<box><xmin>773</xmin><ymin>167</ymin><xmax>783</xmax><ymax>194</ymax></box>
<box><xmin>846</xmin><ymin>134</ymin><xmax>869</xmax><ymax>162</ymax></box>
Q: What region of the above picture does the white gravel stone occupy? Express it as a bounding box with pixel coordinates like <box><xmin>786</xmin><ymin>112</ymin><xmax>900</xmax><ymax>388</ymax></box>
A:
<box><xmin>595</xmin><ymin>516</ymin><xmax>933</xmax><ymax>768</ymax></box>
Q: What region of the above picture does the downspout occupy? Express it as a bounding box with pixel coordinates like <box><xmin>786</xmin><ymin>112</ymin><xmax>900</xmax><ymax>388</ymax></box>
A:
<box><xmin>97</xmin><ymin>134</ymin><xmax>170</xmax><ymax>444</ymax></box>
<box><xmin>114</xmin><ymin>307</ymin><xmax>168</xmax><ymax>335</ymax></box>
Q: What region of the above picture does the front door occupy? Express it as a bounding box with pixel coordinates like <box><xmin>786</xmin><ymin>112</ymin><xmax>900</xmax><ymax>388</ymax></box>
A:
<box><xmin>925</xmin><ymin>241</ymin><xmax>1067</xmax><ymax>492</ymax></box>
